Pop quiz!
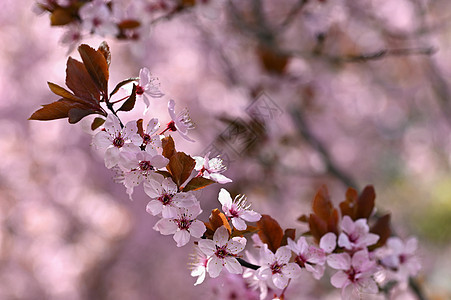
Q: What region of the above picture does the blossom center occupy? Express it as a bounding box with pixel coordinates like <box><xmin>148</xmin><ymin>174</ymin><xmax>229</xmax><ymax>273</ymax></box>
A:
<box><xmin>159</xmin><ymin>193</ymin><xmax>173</xmax><ymax>205</ymax></box>
<box><xmin>139</xmin><ymin>160</ymin><xmax>153</xmax><ymax>171</ymax></box>
<box><xmin>136</xmin><ymin>85</ymin><xmax>145</xmax><ymax>95</ymax></box>
<box><xmin>113</xmin><ymin>134</ymin><xmax>125</xmax><ymax>148</ymax></box>
<box><xmin>295</xmin><ymin>255</ymin><xmax>306</xmax><ymax>268</ymax></box>
<box><xmin>215</xmin><ymin>245</ymin><xmax>229</xmax><ymax>259</ymax></box>
<box><xmin>346</xmin><ymin>268</ymin><xmax>357</xmax><ymax>282</ymax></box>
<box><xmin>229</xmin><ymin>207</ymin><xmax>240</xmax><ymax>218</ymax></box>
<box><xmin>142</xmin><ymin>134</ymin><xmax>152</xmax><ymax>144</ymax></box>
<box><xmin>167</xmin><ymin>120</ymin><xmax>177</xmax><ymax>132</ymax></box>
<box><xmin>176</xmin><ymin>215</ymin><xmax>192</xmax><ymax>230</ymax></box>
<box><xmin>270</xmin><ymin>261</ymin><xmax>284</xmax><ymax>274</ymax></box>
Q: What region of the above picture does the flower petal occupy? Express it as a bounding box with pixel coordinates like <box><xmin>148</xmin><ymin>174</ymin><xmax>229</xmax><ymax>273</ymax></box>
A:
<box><xmin>213</xmin><ymin>226</ymin><xmax>229</xmax><ymax>247</ymax></box>
<box><xmin>327</xmin><ymin>253</ymin><xmax>351</xmax><ymax>270</ymax></box>
<box><xmin>207</xmin><ymin>256</ymin><xmax>224</xmax><ymax>278</ymax></box>
<box><xmin>174</xmin><ymin>230</ymin><xmax>191</xmax><ymax>247</ymax></box>
<box><xmin>198</xmin><ymin>239</ymin><xmax>216</xmax><ymax>256</ymax></box>
<box><xmin>224</xmin><ymin>257</ymin><xmax>243</xmax><ymax>274</ymax></box>
<box><xmin>189</xmin><ymin>220</ymin><xmax>206</xmax><ymax>238</ymax></box>
<box><xmin>153</xmin><ymin>219</ymin><xmax>177</xmax><ymax>235</ymax></box>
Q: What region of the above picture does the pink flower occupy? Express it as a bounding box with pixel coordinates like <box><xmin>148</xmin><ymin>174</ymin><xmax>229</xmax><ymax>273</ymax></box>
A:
<box><xmin>135</xmin><ymin>68</ymin><xmax>164</xmax><ymax>114</ymax></box>
<box><xmin>121</xmin><ymin>150</ymin><xmax>169</xmax><ymax>198</ymax></box>
<box><xmin>256</xmin><ymin>245</ymin><xmax>302</xmax><ymax>289</ymax></box>
<box><xmin>60</xmin><ymin>24</ymin><xmax>83</xmax><ymax>54</ymax></box>
<box><xmin>327</xmin><ymin>249</ymin><xmax>379</xmax><ymax>299</ymax></box>
<box><xmin>378</xmin><ymin>237</ymin><xmax>421</xmax><ymax>284</ymax></box>
<box><xmin>92</xmin><ymin>114</ymin><xmax>141</xmax><ymax>169</ymax></box>
<box><xmin>194</xmin><ymin>153</ymin><xmax>232</xmax><ymax>184</ymax></box>
<box><xmin>138</xmin><ymin>118</ymin><xmax>162</xmax><ymax>149</ymax></box>
<box><xmin>218</xmin><ymin>188</ymin><xmax>261</xmax><ymax>230</ymax></box>
<box><xmin>79</xmin><ymin>0</ymin><xmax>119</xmax><ymax>37</ymax></box>
<box><xmin>144</xmin><ymin>175</ymin><xmax>197</xmax><ymax>218</ymax></box>
<box><xmin>163</xmin><ymin>99</ymin><xmax>195</xmax><ymax>142</ymax></box>
<box><xmin>153</xmin><ymin>204</ymin><xmax>206</xmax><ymax>247</ymax></box>
<box><xmin>198</xmin><ymin>226</ymin><xmax>246</xmax><ymax>278</ymax></box>
<box><xmin>338</xmin><ymin>216</ymin><xmax>379</xmax><ymax>251</ymax></box>
<box><xmin>189</xmin><ymin>246</ymin><xmax>209</xmax><ymax>286</ymax></box>
<box><xmin>287</xmin><ymin>236</ymin><xmax>326</xmax><ymax>279</ymax></box>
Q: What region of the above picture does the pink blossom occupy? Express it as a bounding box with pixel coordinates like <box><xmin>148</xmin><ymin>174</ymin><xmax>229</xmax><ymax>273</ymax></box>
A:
<box><xmin>79</xmin><ymin>0</ymin><xmax>119</xmax><ymax>37</ymax></box>
<box><xmin>144</xmin><ymin>175</ymin><xmax>197</xmax><ymax>218</ymax></box>
<box><xmin>194</xmin><ymin>153</ymin><xmax>232</xmax><ymax>184</ymax></box>
<box><xmin>256</xmin><ymin>245</ymin><xmax>302</xmax><ymax>289</ymax></box>
<box><xmin>327</xmin><ymin>249</ymin><xmax>379</xmax><ymax>299</ymax></box>
<box><xmin>153</xmin><ymin>204</ymin><xmax>206</xmax><ymax>247</ymax></box>
<box><xmin>135</xmin><ymin>68</ymin><xmax>164</xmax><ymax>114</ymax></box>
<box><xmin>189</xmin><ymin>246</ymin><xmax>209</xmax><ymax>286</ymax></box>
<box><xmin>139</xmin><ymin>118</ymin><xmax>162</xmax><ymax>149</ymax></box>
<box><xmin>163</xmin><ymin>99</ymin><xmax>195</xmax><ymax>142</ymax></box>
<box><xmin>338</xmin><ymin>216</ymin><xmax>379</xmax><ymax>251</ymax></box>
<box><xmin>378</xmin><ymin>237</ymin><xmax>421</xmax><ymax>284</ymax></box>
<box><xmin>198</xmin><ymin>226</ymin><xmax>246</xmax><ymax>278</ymax></box>
<box><xmin>121</xmin><ymin>150</ymin><xmax>168</xmax><ymax>198</ymax></box>
<box><xmin>287</xmin><ymin>236</ymin><xmax>326</xmax><ymax>279</ymax></box>
<box><xmin>92</xmin><ymin>114</ymin><xmax>142</xmax><ymax>169</ymax></box>
<box><xmin>218</xmin><ymin>188</ymin><xmax>261</xmax><ymax>230</ymax></box>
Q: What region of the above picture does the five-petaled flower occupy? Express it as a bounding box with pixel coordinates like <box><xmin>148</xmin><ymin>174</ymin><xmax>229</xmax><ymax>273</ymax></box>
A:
<box><xmin>153</xmin><ymin>204</ymin><xmax>206</xmax><ymax>247</ymax></box>
<box><xmin>189</xmin><ymin>246</ymin><xmax>210</xmax><ymax>286</ymax></box>
<box><xmin>162</xmin><ymin>99</ymin><xmax>195</xmax><ymax>142</ymax></box>
<box><xmin>121</xmin><ymin>150</ymin><xmax>168</xmax><ymax>198</ymax></box>
<box><xmin>218</xmin><ymin>188</ymin><xmax>261</xmax><ymax>230</ymax></box>
<box><xmin>135</xmin><ymin>68</ymin><xmax>164</xmax><ymax>114</ymax></box>
<box><xmin>79</xmin><ymin>0</ymin><xmax>119</xmax><ymax>37</ymax></box>
<box><xmin>93</xmin><ymin>114</ymin><xmax>142</xmax><ymax>169</ymax></box>
<box><xmin>327</xmin><ymin>249</ymin><xmax>379</xmax><ymax>299</ymax></box>
<box><xmin>287</xmin><ymin>236</ymin><xmax>327</xmax><ymax>279</ymax></box>
<box><xmin>144</xmin><ymin>174</ymin><xmax>197</xmax><ymax>218</ymax></box>
<box><xmin>194</xmin><ymin>153</ymin><xmax>232</xmax><ymax>184</ymax></box>
<box><xmin>338</xmin><ymin>216</ymin><xmax>379</xmax><ymax>251</ymax></box>
<box><xmin>256</xmin><ymin>244</ymin><xmax>302</xmax><ymax>289</ymax></box>
<box><xmin>198</xmin><ymin>226</ymin><xmax>246</xmax><ymax>278</ymax></box>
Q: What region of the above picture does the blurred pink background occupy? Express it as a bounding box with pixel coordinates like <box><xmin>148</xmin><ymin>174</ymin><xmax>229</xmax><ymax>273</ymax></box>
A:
<box><xmin>1</xmin><ymin>0</ymin><xmax>451</xmax><ymax>299</ymax></box>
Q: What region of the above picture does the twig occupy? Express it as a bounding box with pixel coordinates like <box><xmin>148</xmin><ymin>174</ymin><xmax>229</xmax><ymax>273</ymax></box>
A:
<box><xmin>290</xmin><ymin>108</ymin><xmax>359</xmax><ymax>189</ymax></box>
<box><xmin>329</xmin><ymin>47</ymin><xmax>437</xmax><ymax>63</ymax></box>
<box><xmin>237</xmin><ymin>257</ymin><xmax>260</xmax><ymax>270</ymax></box>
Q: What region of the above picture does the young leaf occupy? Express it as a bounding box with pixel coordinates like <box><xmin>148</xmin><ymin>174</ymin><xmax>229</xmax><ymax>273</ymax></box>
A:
<box><xmin>78</xmin><ymin>44</ymin><xmax>109</xmax><ymax>96</ymax></box>
<box><xmin>312</xmin><ymin>185</ymin><xmax>334</xmax><ymax>221</ymax></box>
<box><xmin>356</xmin><ymin>185</ymin><xmax>376</xmax><ymax>219</ymax></box>
<box><xmin>66</xmin><ymin>57</ymin><xmax>101</xmax><ymax>102</ymax></box>
<box><xmin>109</xmin><ymin>77</ymin><xmax>139</xmax><ymax>97</ymax></box>
<box><xmin>231</xmin><ymin>225</ymin><xmax>259</xmax><ymax>238</ymax></box>
<box><xmin>29</xmin><ymin>99</ymin><xmax>105</xmax><ymax>123</ymax></box>
<box><xmin>281</xmin><ymin>228</ymin><xmax>296</xmax><ymax>247</ymax></box>
<box><xmin>91</xmin><ymin>117</ymin><xmax>105</xmax><ymax>130</ymax></box>
<box><xmin>118</xmin><ymin>20</ymin><xmax>141</xmax><ymax>29</ymax></box>
<box><xmin>162</xmin><ymin>136</ymin><xmax>176</xmax><ymax>159</ymax></box>
<box><xmin>204</xmin><ymin>209</ymin><xmax>231</xmax><ymax>239</ymax></box>
<box><xmin>98</xmin><ymin>41</ymin><xmax>111</xmax><ymax>67</ymax></box>
<box><xmin>50</xmin><ymin>8</ymin><xmax>75</xmax><ymax>26</ymax></box>
<box><xmin>166</xmin><ymin>152</ymin><xmax>196</xmax><ymax>187</ymax></box>
<box><xmin>47</xmin><ymin>82</ymin><xmax>84</xmax><ymax>103</ymax></box>
<box><xmin>370</xmin><ymin>214</ymin><xmax>391</xmax><ymax>250</ymax></box>
<box><xmin>257</xmin><ymin>215</ymin><xmax>284</xmax><ymax>253</ymax></box>
<box><xmin>182</xmin><ymin>177</ymin><xmax>215</xmax><ymax>192</ymax></box>
<box><xmin>136</xmin><ymin>119</ymin><xmax>144</xmax><ymax>137</ymax></box>
<box><xmin>118</xmin><ymin>84</ymin><xmax>137</xmax><ymax>112</ymax></box>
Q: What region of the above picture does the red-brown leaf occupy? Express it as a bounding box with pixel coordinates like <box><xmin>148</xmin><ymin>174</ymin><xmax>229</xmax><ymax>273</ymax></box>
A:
<box><xmin>257</xmin><ymin>215</ymin><xmax>284</xmax><ymax>253</ymax></box>
<box><xmin>78</xmin><ymin>44</ymin><xmax>109</xmax><ymax>95</ymax></box>
<box><xmin>356</xmin><ymin>185</ymin><xmax>376</xmax><ymax>219</ymax></box>
<box><xmin>370</xmin><ymin>214</ymin><xmax>391</xmax><ymax>250</ymax></box>
<box><xmin>118</xmin><ymin>84</ymin><xmax>136</xmax><ymax>112</ymax></box>
<box><xmin>312</xmin><ymin>185</ymin><xmax>334</xmax><ymax>221</ymax></box>
<box><xmin>308</xmin><ymin>213</ymin><xmax>328</xmax><ymax>243</ymax></box>
<box><xmin>97</xmin><ymin>41</ymin><xmax>111</xmax><ymax>67</ymax></box>
<box><xmin>66</xmin><ymin>57</ymin><xmax>101</xmax><ymax>102</ymax></box>
<box><xmin>182</xmin><ymin>177</ymin><xmax>215</xmax><ymax>192</ymax></box>
<box><xmin>162</xmin><ymin>136</ymin><xmax>176</xmax><ymax>159</ymax></box>
<box><xmin>204</xmin><ymin>209</ymin><xmax>231</xmax><ymax>239</ymax></box>
<box><xmin>167</xmin><ymin>152</ymin><xmax>196</xmax><ymax>188</ymax></box>
<box><xmin>281</xmin><ymin>228</ymin><xmax>296</xmax><ymax>247</ymax></box>
<box><xmin>91</xmin><ymin>117</ymin><xmax>105</xmax><ymax>130</ymax></box>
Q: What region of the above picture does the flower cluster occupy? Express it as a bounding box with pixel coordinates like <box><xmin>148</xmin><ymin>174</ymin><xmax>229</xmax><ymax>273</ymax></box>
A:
<box><xmin>29</xmin><ymin>42</ymin><xmax>421</xmax><ymax>300</ymax></box>
<box><xmin>34</xmin><ymin>0</ymin><xmax>212</xmax><ymax>52</ymax></box>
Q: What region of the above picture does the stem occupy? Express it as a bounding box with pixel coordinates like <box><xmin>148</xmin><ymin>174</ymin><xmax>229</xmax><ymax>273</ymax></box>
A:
<box><xmin>104</xmin><ymin>94</ymin><xmax>124</xmax><ymax>128</ymax></box>
<box><xmin>236</xmin><ymin>258</ymin><xmax>260</xmax><ymax>270</ymax></box>
<box><xmin>110</xmin><ymin>95</ymin><xmax>130</xmax><ymax>104</ymax></box>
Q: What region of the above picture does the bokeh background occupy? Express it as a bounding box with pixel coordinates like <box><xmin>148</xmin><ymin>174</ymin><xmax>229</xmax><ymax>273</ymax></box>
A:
<box><xmin>1</xmin><ymin>0</ymin><xmax>451</xmax><ymax>299</ymax></box>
